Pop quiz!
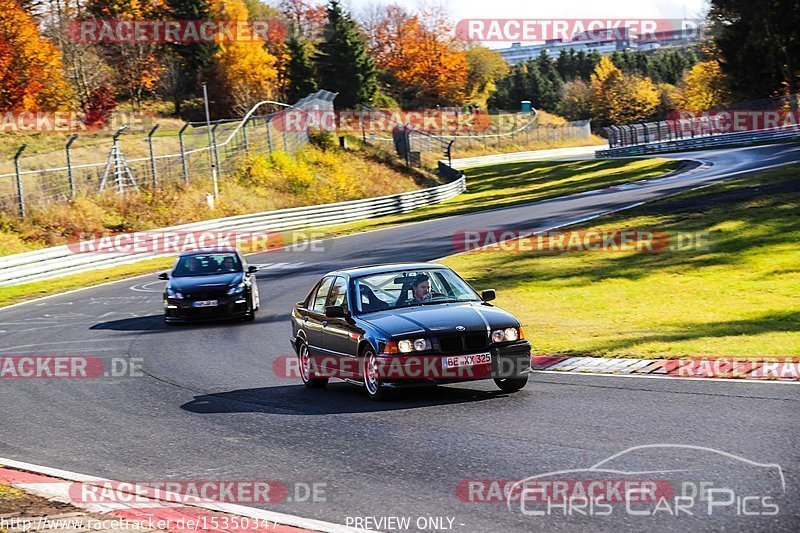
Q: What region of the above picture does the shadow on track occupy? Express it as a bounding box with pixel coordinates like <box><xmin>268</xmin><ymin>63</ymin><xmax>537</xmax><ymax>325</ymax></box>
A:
<box><xmin>89</xmin><ymin>313</ymin><xmax>286</xmax><ymax>331</ymax></box>
<box><xmin>180</xmin><ymin>382</ymin><xmax>517</xmax><ymax>415</ymax></box>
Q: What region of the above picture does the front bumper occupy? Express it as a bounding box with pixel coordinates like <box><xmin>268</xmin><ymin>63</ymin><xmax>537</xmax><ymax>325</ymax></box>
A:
<box><xmin>164</xmin><ymin>294</ymin><xmax>249</xmax><ymax>322</ymax></box>
<box><xmin>375</xmin><ymin>340</ymin><xmax>532</xmax><ymax>385</ymax></box>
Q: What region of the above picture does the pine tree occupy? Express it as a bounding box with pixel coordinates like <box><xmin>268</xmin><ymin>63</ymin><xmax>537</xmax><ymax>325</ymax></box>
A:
<box><xmin>165</xmin><ymin>0</ymin><xmax>219</xmax><ymax>114</ymax></box>
<box><xmin>315</xmin><ymin>0</ymin><xmax>377</xmax><ymax>108</ymax></box>
<box><xmin>286</xmin><ymin>33</ymin><xmax>318</xmax><ymax>102</ymax></box>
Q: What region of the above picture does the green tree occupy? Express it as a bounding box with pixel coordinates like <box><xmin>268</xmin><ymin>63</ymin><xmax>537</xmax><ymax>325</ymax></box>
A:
<box><xmin>286</xmin><ymin>32</ymin><xmax>318</xmax><ymax>102</ymax></box>
<box><xmin>315</xmin><ymin>0</ymin><xmax>376</xmax><ymax>108</ymax></box>
<box><xmin>165</xmin><ymin>0</ymin><xmax>218</xmax><ymax>115</ymax></box>
<box><xmin>709</xmin><ymin>0</ymin><xmax>800</xmax><ymax>101</ymax></box>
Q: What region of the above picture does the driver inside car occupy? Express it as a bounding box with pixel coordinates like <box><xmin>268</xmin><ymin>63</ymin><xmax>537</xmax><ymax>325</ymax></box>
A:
<box><xmin>405</xmin><ymin>274</ymin><xmax>444</xmax><ymax>304</ymax></box>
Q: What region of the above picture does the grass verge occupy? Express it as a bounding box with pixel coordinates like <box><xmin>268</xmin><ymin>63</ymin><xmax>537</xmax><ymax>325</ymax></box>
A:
<box><xmin>0</xmin><ymin>157</ymin><xmax>678</xmax><ymax>308</ymax></box>
<box><xmin>442</xmin><ymin>164</ymin><xmax>800</xmax><ymax>359</ymax></box>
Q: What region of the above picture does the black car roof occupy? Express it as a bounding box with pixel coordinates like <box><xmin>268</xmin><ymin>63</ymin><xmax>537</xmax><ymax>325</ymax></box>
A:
<box><xmin>326</xmin><ymin>263</ymin><xmax>449</xmax><ymax>278</ymax></box>
<box><xmin>177</xmin><ymin>249</ymin><xmax>240</xmax><ymax>257</ymax></box>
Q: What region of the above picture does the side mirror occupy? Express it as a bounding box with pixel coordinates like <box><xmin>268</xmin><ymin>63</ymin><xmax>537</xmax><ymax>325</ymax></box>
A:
<box><xmin>158</xmin><ymin>272</ymin><xmax>169</xmax><ymax>280</ymax></box>
<box><xmin>325</xmin><ymin>305</ymin><xmax>347</xmax><ymax>318</ymax></box>
<box><xmin>481</xmin><ymin>289</ymin><xmax>496</xmax><ymax>302</ymax></box>
<box><xmin>247</xmin><ymin>265</ymin><xmax>259</xmax><ymax>273</ymax></box>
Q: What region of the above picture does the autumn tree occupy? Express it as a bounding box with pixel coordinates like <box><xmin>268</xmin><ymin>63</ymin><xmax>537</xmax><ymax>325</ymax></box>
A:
<box><xmin>278</xmin><ymin>0</ymin><xmax>327</xmax><ymax>42</ymax></box>
<box><xmin>371</xmin><ymin>5</ymin><xmax>468</xmax><ymax>107</ymax></box>
<box><xmin>591</xmin><ymin>56</ymin><xmax>659</xmax><ymax>125</ymax></box>
<box><xmin>315</xmin><ymin>0</ymin><xmax>376</xmax><ymax>108</ymax></box>
<box><xmin>674</xmin><ymin>60</ymin><xmax>730</xmax><ymax>112</ymax></box>
<box><xmin>558</xmin><ymin>79</ymin><xmax>593</xmax><ymax>120</ymax></box>
<box><xmin>0</xmin><ymin>0</ymin><xmax>72</xmax><ymax>111</ymax></box>
<box><xmin>465</xmin><ymin>47</ymin><xmax>508</xmax><ymax>108</ymax></box>
<box><xmin>208</xmin><ymin>0</ymin><xmax>278</xmax><ymax>115</ymax></box>
<box><xmin>44</xmin><ymin>0</ymin><xmax>113</xmax><ymax>117</ymax></box>
<box><xmin>85</xmin><ymin>0</ymin><xmax>164</xmax><ymax>108</ymax></box>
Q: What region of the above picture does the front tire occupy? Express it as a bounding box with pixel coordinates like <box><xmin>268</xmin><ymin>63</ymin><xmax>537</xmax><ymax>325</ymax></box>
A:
<box><xmin>494</xmin><ymin>375</ymin><xmax>528</xmax><ymax>393</ymax></box>
<box><xmin>299</xmin><ymin>343</ymin><xmax>328</xmax><ymax>388</ymax></box>
<box><xmin>362</xmin><ymin>348</ymin><xmax>391</xmax><ymax>401</ymax></box>
<box><xmin>241</xmin><ymin>293</ymin><xmax>256</xmax><ymax>321</ymax></box>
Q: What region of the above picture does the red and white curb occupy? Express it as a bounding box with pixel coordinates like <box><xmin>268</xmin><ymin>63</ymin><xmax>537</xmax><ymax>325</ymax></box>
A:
<box><xmin>0</xmin><ymin>458</ymin><xmax>375</xmax><ymax>533</ymax></box>
<box><xmin>530</xmin><ymin>356</ymin><xmax>800</xmax><ymax>382</ymax></box>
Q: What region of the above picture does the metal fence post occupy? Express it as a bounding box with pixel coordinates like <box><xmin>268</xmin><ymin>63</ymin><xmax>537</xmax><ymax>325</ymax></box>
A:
<box><xmin>178</xmin><ymin>123</ymin><xmax>190</xmax><ymax>184</ymax></box>
<box><xmin>13</xmin><ymin>144</ymin><xmax>27</xmax><ymax>218</ymax></box>
<box><xmin>265</xmin><ymin>119</ymin><xmax>273</xmax><ymax>155</ymax></box>
<box><xmin>65</xmin><ymin>134</ymin><xmax>78</xmax><ymax>198</ymax></box>
<box><xmin>242</xmin><ymin>119</ymin><xmax>249</xmax><ymax>153</ymax></box>
<box><xmin>147</xmin><ymin>124</ymin><xmax>160</xmax><ymax>187</ymax></box>
<box><xmin>211</xmin><ymin>123</ymin><xmax>221</xmax><ymax>198</ymax></box>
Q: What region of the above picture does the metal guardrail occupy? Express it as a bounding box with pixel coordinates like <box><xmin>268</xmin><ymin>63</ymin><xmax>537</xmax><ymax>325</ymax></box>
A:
<box><xmin>596</xmin><ymin>124</ymin><xmax>800</xmax><ymax>158</ymax></box>
<box><xmin>0</xmin><ymin>175</ymin><xmax>466</xmax><ymax>286</ymax></box>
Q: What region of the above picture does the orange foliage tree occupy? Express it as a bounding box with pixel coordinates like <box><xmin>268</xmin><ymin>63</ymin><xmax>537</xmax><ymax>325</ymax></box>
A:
<box><xmin>371</xmin><ymin>5</ymin><xmax>468</xmax><ymax>108</ymax></box>
<box><xmin>209</xmin><ymin>0</ymin><xmax>279</xmax><ymax>115</ymax></box>
<box><xmin>85</xmin><ymin>0</ymin><xmax>165</xmax><ymax>108</ymax></box>
<box><xmin>0</xmin><ymin>0</ymin><xmax>72</xmax><ymax>111</ymax></box>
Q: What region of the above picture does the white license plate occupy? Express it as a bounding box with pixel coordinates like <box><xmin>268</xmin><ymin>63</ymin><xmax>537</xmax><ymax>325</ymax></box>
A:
<box><xmin>193</xmin><ymin>300</ymin><xmax>218</xmax><ymax>308</ymax></box>
<box><xmin>442</xmin><ymin>352</ymin><xmax>492</xmax><ymax>368</ymax></box>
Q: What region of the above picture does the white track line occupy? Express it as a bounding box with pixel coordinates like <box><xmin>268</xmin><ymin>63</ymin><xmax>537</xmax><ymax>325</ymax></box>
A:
<box><xmin>0</xmin><ymin>457</ymin><xmax>376</xmax><ymax>533</ymax></box>
<box><xmin>530</xmin><ymin>369</ymin><xmax>800</xmax><ymax>385</ymax></box>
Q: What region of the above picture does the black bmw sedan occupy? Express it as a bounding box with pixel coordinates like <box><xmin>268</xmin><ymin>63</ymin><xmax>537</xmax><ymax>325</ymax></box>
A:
<box><xmin>290</xmin><ymin>263</ymin><xmax>531</xmax><ymax>399</ymax></box>
<box><xmin>159</xmin><ymin>249</ymin><xmax>259</xmax><ymax>323</ymax></box>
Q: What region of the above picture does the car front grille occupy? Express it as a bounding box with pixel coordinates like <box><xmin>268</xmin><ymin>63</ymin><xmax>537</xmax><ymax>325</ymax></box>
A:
<box><xmin>438</xmin><ymin>333</ymin><xmax>488</xmax><ymax>353</ymax></box>
<box><xmin>184</xmin><ymin>291</ymin><xmax>227</xmax><ymax>300</ymax></box>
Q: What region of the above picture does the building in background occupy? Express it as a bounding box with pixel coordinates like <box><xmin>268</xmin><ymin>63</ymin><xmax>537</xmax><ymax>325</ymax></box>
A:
<box><xmin>497</xmin><ymin>26</ymin><xmax>699</xmax><ymax>64</ymax></box>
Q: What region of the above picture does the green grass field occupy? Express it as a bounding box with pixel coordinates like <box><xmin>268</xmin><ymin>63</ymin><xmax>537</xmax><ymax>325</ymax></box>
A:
<box><xmin>443</xmin><ymin>164</ymin><xmax>800</xmax><ymax>359</ymax></box>
<box><xmin>0</xmin><ymin>157</ymin><xmax>677</xmax><ymax>307</ymax></box>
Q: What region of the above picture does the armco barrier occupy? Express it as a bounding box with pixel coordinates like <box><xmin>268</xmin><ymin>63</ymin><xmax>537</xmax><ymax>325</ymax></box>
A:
<box><xmin>596</xmin><ymin>124</ymin><xmax>800</xmax><ymax>158</ymax></box>
<box><xmin>0</xmin><ymin>176</ymin><xmax>466</xmax><ymax>287</ymax></box>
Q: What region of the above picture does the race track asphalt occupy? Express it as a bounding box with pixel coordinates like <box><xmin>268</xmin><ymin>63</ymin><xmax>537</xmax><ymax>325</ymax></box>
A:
<box><xmin>1</xmin><ymin>142</ymin><xmax>799</xmax><ymax>532</ymax></box>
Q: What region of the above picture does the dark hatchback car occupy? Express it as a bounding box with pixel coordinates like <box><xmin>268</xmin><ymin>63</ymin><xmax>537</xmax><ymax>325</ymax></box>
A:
<box><xmin>290</xmin><ymin>263</ymin><xmax>531</xmax><ymax>399</ymax></box>
<box><xmin>159</xmin><ymin>249</ymin><xmax>260</xmax><ymax>323</ymax></box>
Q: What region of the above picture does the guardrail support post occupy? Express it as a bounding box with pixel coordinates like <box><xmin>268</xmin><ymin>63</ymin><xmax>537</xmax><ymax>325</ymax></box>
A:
<box><xmin>147</xmin><ymin>124</ymin><xmax>160</xmax><ymax>187</ymax></box>
<box><xmin>65</xmin><ymin>134</ymin><xmax>78</xmax><ymax>198</ymax></box>
<box><xmin>178</xmin><ymin>123</ymin><xmax>190</xmax><ymax>184</ymax></box>
<box><xmin>13</xmin><ymin>144</ymin><xmax>27</xmax><ymax>218</ymax></box>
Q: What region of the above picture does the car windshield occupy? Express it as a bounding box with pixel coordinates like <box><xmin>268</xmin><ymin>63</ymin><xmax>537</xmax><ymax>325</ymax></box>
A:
<box><xmin>353</xmin><ymin>268</ymin><xmax>480</xmax><ymax>314</ymax></box>
<box><xmin>172</xmin><ymin>253</ymin><xmax>242</xmax><ymax>277</ymax></box>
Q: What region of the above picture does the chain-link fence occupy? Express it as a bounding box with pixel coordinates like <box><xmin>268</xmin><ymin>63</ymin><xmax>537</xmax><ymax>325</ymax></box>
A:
<box><xmin>0</xmin><ymin>90</ymin><xmax>337</xmax><ymax>217</ymax></box>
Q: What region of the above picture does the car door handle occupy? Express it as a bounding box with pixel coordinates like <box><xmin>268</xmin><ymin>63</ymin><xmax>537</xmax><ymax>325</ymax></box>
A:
<box><xmin>303</xmin><ymin>317</ymin><xmax>309</xmax><ymax>322</ymax></box>
<box><xmin>322</xmin><ymin>321</ymin><xmax>329</xmax><ymax>327</ymax></box>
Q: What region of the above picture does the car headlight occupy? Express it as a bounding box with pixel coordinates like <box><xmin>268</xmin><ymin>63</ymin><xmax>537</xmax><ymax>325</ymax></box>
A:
<box><xmin>166</xmin><ymin>288</ymin><xmax>184</xmax><ymax>299</ymax></box>
<box><xmin>492</xmin><ymin>328</ymin><xmax>520</xmax><ymax>343</ymax></box>
<box><xmin>226</xmin><ymin>282</ymin><xmax>245</xmax><ymax>295</ymax></box>
<box><xmin>398</xmin><ymin>338</ymin><xmax>431</xmax><ymax>353</ymax></box>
